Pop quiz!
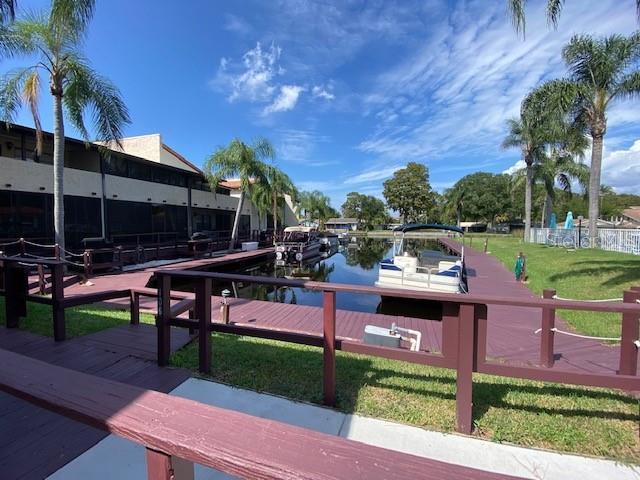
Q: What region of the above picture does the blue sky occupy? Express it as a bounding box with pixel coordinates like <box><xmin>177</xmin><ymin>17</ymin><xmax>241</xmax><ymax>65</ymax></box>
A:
<box><xmin>6</xmin><ymin>0</ymin><xmax>640</xmax><ymax>209</ymax></box>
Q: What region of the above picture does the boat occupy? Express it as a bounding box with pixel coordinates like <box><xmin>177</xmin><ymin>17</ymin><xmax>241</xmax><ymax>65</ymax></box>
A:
<box><xmin>374</xmin><ymin>224</ymin><xmax>466</xmax><ymax>293</ymax></box>
<box><xmin>275</xmin><ymin>226</ymin><xmax>322</xmax><ymax>262</ymax></box>
<box><xmin>318</xmin><ymin>232</ymin><xmax>339</xmax><ymax>251</ymax></box>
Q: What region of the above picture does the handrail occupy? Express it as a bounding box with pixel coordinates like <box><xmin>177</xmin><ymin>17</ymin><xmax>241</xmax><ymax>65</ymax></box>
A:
<box><xmin>154</xmin><ymin>269</ymin><xmax>640</xmax><ymax>314</ymax></box>
<box><xmin>0</xmin><ymin>348</ymin><xmax>510</xmax><ymax>480</ymax></box>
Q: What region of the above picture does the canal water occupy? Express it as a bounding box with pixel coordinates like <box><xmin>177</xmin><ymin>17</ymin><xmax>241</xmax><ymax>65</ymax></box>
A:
<box><xmin>203</xmin><ymin>237</ymin><xmax>448</xmax><ymax>318</ymax></box>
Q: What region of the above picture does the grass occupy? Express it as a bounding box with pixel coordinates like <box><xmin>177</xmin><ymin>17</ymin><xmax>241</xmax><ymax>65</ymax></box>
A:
<box><xmin>466</xmin><ymin>235</ymin><xmax>640</xmax><ymax>338</ymax></box>
<box><xmin>172</xmin><ymin>333</ymin><xmax>640</xmax><ymax>463</ymax></box>
<box><xmin>0</xmin><ymin>297</ymin><xmax>155</xmax><ymax>338</ymax></box>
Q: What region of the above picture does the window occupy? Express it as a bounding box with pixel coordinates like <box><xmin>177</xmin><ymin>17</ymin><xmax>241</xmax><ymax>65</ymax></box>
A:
<box><xmin>104</xmin><ymin>155</ymin><xmax>128</xmax><ymax>176</ymax></box>
<box><xmin>128</xmin><ymin>160</ymin><xmax>153</xmax><ymax>181</ymax></box>
<box><xmin>64</xmin><ymin>195</ymin><xmax>102</xmax><ymax>246</ymax></box>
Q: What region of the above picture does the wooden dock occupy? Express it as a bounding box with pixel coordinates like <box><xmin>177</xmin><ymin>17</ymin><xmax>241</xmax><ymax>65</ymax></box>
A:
<box><xmin>0</xmin><ymin>325</ymin><xmax>191</xmax><ymax>479</ymax></box>
<box><xmin>59</xmin><ymin>242</ymin><xmax>632</xmax><ymax>375</ymax></box>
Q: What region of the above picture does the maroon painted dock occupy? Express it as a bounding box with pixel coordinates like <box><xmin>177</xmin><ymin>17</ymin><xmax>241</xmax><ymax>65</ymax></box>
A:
<box><xmin>58</xmin><ymin>241</ymin><xmax>634</xmax><ymax>375</ymax></box>
<box><xmin>0</xmin><ymin>324</ymin><xmax>191</xmax><ymax>479</ymax></box>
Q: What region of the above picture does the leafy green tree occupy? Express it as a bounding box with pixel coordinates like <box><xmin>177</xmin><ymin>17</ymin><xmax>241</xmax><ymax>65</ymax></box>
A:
<box><xmin>297</xmin><ymin>190</ymin><xmax>337</xmax><ymax>228</ymax></box>
<box><xmin>382</xmin><ymin>162</ymin><xmax>435</xmax><ymax>223</ymax></box>
<box><xmin>507</xmin><ymin>1</ymin><xmax>640</xmax><ymax>36</ymax></box>
<box><xmin>0</xmin><ymin>0</ymin><xmax>130</xmax><ymax>253</ymax></box>
<box><xmin>264</xmin><ymin>164</ymin><xmax>297</xmax><ymax>232</ymax></box>
<box><xmin>341</xmin><ymin>192</ymin><xmax>388</xmax><ymax>230</ymax></box>
<box><xmin>444</xmin><ymin>173</ymin><xmax>513</xmax><ymax>226</ymax></box>
<box><xmin>203</xmin><ymin>138</ymin><xmax>273</xmax><ymax>249</ymax></box>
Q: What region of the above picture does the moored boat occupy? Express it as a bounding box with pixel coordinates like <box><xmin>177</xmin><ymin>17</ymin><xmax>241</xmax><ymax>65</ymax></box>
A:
<box><xmin>275</xmin><ymin>226</ymin><xmax>322</xmax><ymax>262</ymax></box>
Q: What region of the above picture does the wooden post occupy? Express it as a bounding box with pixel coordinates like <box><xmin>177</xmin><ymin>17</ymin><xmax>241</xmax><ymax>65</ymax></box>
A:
<box><xmin>473</xmin><ymin>304</ymin><xmax>488</xmax><ymax>371</ymax></box>
<box><xmin>37</xmin><ymin>264</ymin><xmax>46</xmax><ymax>295</ymax></box>
<box><xmin>456</xmin><ymin>303</ymin><xmax>475</xmax><ymax>435</ymax></box>
<box><xmin>483</xmin><ymin>238</ymin><xmax>488</xmax><ymax>253</ymax></box>
<box><xmin>195</xmin><ymin>278</ymin><xmax>212</xmax><ymax>374</ymax></box>
<box><xmin>130</xmin><ymin>290</ymin><xmax>140</xmax><ymax>325</ymax></box>
<box><xmin>540</xmin><ymin>289</ymin><xmax>556</xmax><ymax>368</ymax></box>
<box><xmin>323</xmin><ymin>290</ymin><xmax>336</xmax><ymax>407</ymax></box>
<box><xmin>51</xmin><ymin>262</ymin><xmax>65</xmax><ymax>341</ymax></box>
<box><xmin>157</xmin><ymin>274</ymin><xmax>171</xmax><ymax>366</ymax></box>
<box><xmin>83</xmin><ymin>250</ymin><xmax>91</xmax><ymax>279</ymax></box>
<box><xmin>54</xmin><ymin>244</ymin><xmax>61</xmax><ymax>261</ymax></box>
<box><xmin>441</xmin><ymin>302</ymin><xmax>459</xmax><ymax>361</ymax></box>
<box><xmin>146</xmin><ymin>448</ymin><xmax>195</xmax><ymax>480</ymax></box>
<box><xmin>619</xmin><ymin>289</ymin><xmax>640</xmax><ymax>376</ymax></box>
<box><xmin>5</xmin><ymin>261</ymin><xmax>27</xmax><ymax>328</ymax></box>
<box><xmin>19</xmin><ymin>238</ymin><xmax>25</xmax><ymax>256</ymax></box>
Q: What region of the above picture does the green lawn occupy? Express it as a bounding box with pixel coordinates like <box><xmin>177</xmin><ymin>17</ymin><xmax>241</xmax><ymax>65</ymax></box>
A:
<box><xmin>0</xmin><ymin>298</ymin><xmax>155</xmax><ymax>338</ymax></box>
<box><xmin>467</xmin><ymin>235</ymin><xmax>640</xmax><ymax>338</ymax></box>
<box><xmin>172</xmin><ymin>334</ymin><xmax>640</xmax><ymax>463</ymax></box>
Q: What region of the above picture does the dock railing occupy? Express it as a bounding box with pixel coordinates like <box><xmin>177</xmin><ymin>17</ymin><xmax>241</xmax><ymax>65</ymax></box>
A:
<box><xmin>153</xmin><ymin>269</ymin><xmax>640</xmax><ymax>435</ymax></box>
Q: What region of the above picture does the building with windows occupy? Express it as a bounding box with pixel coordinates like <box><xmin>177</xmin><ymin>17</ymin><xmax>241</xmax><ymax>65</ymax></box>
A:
<box><xmin>0</xmin><ymin>124</ymin><xmax>297</xmax><ymax>248</ymax></box>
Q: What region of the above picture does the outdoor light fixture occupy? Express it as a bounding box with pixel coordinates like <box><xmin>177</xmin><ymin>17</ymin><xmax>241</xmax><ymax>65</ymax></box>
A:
<box><xmin>112</xmin><ymin>194</ymin><xmax>118</xmax><ymax>198</ymax></box>
<box><xmin>91</xmin><ymin>192</ymin><xmax>97</xmax><ymax>196</ymax></box>
<box><xmin>147</xmin><ymin>197</ymin><xmax>152</xmax><ymax>201</ymax></box>
<box><xmin>39</xmin><ymin>186</ymin><xmax>45</xmax><ymax>191</ymax></box>
<box><xmin>162</xmin><ymin>200</ymin><xmax>167</xmax><ymax>203</ymax></box>
<box><xmin>5</xmin><ymin>183</ymin><xmax>11</xmax><ymax>187</ymax></box>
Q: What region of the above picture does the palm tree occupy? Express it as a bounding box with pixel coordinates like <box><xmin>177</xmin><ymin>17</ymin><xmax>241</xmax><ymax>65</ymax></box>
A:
<box><xmin>297</xmin><ymin>190</ymin><xmax>336</xmax><ymax>229</ymax></box>
<box><xmin>502</xmin><ymin>115</ymin><xmax>547</xmax><ymax>241</ymax></box>
<box><xmin>264</xmin><ymin>164</ymin><xmax>297</xmax><ymax>233</ymax></box>
<box><xmin>507</xmin><ymin>0</ymin><xmax>640</xmax><ymax>36</ymax></box>
<box><xmin>203</xmin><ymin>138</ymin><xmax>273</xmax><ymax>250</ymax></box>
<box><xmin>544</xmin><ymin>33</ymin><xmax>640</xmax><ymax>242</ymax></box>
<box><xmin>0</xmin><ymin>0</ymin><xmax>130</xmax><ymax>253</ymax></box>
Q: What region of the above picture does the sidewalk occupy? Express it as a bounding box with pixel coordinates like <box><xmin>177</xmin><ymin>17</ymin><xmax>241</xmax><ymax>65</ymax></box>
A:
<box><xmin>49</xmin><ymin>378</ymin><xmax>639</xmax><ymax>480</ymax></box>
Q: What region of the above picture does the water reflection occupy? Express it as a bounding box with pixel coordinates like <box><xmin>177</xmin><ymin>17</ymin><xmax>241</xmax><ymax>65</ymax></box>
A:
<box><xmin>205</xmin><ymin>237</ymin><xmax>447</xmax><ymax>319</ymax></box>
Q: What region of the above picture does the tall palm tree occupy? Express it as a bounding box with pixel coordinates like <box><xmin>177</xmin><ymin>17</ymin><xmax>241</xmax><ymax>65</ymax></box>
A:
<box><xmin>502</xmin><ymin>115</ymin><xmax>546</xmax><ymax>241</ymax></box>
<box><xmin>0</xmin><ymin>0</ymin><xmax>130</xmax><ymax>253</ymax></box>
<box><xmin>507</xmin><ymin>0</ymin><xmax>640</xmax><ymax>36</ymax></box>
<box><xmin>203</xmin><ymin>138</ymin><xmax>273</xmax><ymax>250</ymax></box>
<box><xmin>543</xmin><ymin>33</ymin><xmax>640</xmax><ymax>242</ymax></box>
<box><xmin>264</xmin><ymin>164</ymin><xmax>297</xmax><ymax>233</ymax></box>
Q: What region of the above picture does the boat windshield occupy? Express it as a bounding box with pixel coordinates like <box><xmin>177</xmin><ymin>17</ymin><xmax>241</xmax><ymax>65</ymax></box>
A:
<box><xmin>283</xmin><ymin>231</ymin><xmax>311</xmax><ymax>242</ymax></box>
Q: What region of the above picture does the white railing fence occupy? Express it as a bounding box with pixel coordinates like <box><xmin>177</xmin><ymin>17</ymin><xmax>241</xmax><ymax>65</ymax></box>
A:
<box><xmin>529</xmin><ymin>227</ymin><xmax>640</xmax><ymax>255</ymax></box>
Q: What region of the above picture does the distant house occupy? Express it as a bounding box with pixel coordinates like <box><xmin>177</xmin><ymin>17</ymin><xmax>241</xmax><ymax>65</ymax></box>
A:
<box><xmin>325</xmin><ymin>218</ymin><xmax>358</xmax><ymax>232</ymax></box>
<box><xmin>459</xmin><ymin>221</ymin><xmax>487</xmax><ymax>233</ymax></box>
<box><xmin>622</xmin><ymin>206</ymin><xmax>640</xmax><ymax>227</ymax></box>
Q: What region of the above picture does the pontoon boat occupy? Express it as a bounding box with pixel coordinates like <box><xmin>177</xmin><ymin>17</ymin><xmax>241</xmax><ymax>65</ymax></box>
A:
<box><xmin>375</xmin><ymin>224</ymin><xmax>466</xmax><ymax>293</ymax></box>
<box><xmin>275</xmin><ymin>226</ymin><xmax>322</xmax><ymax>262</ymax></box>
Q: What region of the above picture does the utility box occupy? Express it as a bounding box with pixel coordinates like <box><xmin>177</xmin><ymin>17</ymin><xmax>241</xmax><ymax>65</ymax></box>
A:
<box><xmin>363</xmin><ymin>325</ymin><xmax>401</xmax><ymax>348</ymax></box>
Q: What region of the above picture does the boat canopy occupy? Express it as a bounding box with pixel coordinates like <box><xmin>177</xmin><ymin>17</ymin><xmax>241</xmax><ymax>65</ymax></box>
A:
<box><xmin>284</xmin><ymin>226</ymin><xmax>316</xmax><ymax>233</ymax></box>
<box><xmin>392</xmin><ymin>223</ymin><xmax>464</xmax><ymax>235</ymax></box>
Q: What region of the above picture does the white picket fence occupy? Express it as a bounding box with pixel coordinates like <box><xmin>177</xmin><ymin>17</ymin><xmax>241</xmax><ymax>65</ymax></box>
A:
<box><xmin>529</xmin><ymin>227</ymin><xmax>640</xmax><ymax>255</ymax></box>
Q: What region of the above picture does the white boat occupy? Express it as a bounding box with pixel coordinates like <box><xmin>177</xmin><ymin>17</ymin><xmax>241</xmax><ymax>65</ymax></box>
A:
<box><xmin>318</xmin><ymin>232</ymin><xmax>339</xmax><ymax>250</ymax></box>
<box><xmin>375</xmin><ymin>224</ymin><xmax>466</xmax><ymax>294</ymax></box>
<box><xmin>275</xmin><ymin>226</ymin><xmax>322</xmax><ymax>262</ymax></box>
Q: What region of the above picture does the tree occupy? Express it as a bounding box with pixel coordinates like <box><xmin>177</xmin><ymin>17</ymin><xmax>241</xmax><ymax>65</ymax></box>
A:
<box><xmin>203</xmin><ymin>138</ymin><xmax>273</xmax><ymax>250</ymax></box>
<box><xmin>444</xmin><ymin>173</ymin><xmax>513</xmax><ymax>226</ymax></box>
<box><xmin>0</xmin><ymin>0</ymin><xmax>15</xmax><ymax>23</ymax></box>
<box><xmin>0</xmin><ymin>0</ymin><xmax>130</xmax><ymax>253</ymax></box>
<box><xmin>297</xmin><ymin>190</ymin><xmax>337</xmax><ymax>229</ymax></box>
<box><xmin>533</xmin><ymin>33</ymin><xmax>640</xmax><ymax>241</ymax></box>
<box><xmin>382</xmin><ymin>162</ymin><xmax>434</xmax><ymax>223</ymax></box>
<box><xmin>264</xmin><ymin>164</ymin><xmax>297</xmax><ymax>232</ymax></box>
<box><xmin>507</xmin><ymin>1</ymin><xmax>640</xmax><ymax>36</ymax></box>
<box><xmin>341</xmin><ymin>192</ymin><xmax>388</xmax><ymax>230</ymax></box>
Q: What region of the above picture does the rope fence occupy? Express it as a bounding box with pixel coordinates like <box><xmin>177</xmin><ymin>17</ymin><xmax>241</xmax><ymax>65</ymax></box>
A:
<box><xmin>552</xmin><ymin>294</ymin><xmax>624</xmax><ymax>303</ymax></box>
<box><xmin>534</xmin><ymin>327</ymin><xmax>623</xmax><ymax>342</ymax></box>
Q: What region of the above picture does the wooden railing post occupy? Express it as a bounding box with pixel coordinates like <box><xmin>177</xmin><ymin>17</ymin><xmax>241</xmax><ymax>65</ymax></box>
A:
<box><xmin>51</xmin><ymin>262</ymin><xmax>65</xmax><ymax>341</ymax></box>
<box><xmin>54</xmin><ymin>244</ymin><xmax>61</xmax><ymax>261</ymax></box>
<box><xmin>195</xmin><ymin>277</ymin><xmax>212</xmax><ymax>374</ymax></box>
<box><xmin>323</xmin><ymin>290</ymin><xmax>336</xmax><ymax>407</ymax></box>
<box><xmin>19</xmin><ymin>237</ymin><xmax>25</xmax><ymax>256</ymax></box>
<box><xmin>83</xmin><ymin>250</ymin><xmax>91</xmax><ymax>279</ymax></box>
<box><xmin>156</xmin><ymin>274</ymin><xmax>171</xmax><ymax>366</ymax></box>
<box><xmin>130</xmin><ymin>290</ymin><xmax>140</xmax><ymax>325</ymax></box>
<box><xmin>540</xmin><ymin>289</ymin><xmax>556</xmax><ymax>368</ymax></box>
<box><xmin>456</xmin><ymin>303</ymin><xmax>475</xmax><ymax>435</ymax></box>
<box><xmin>619</xmin><ymin>289</ymin><xmax>640</xmax><ymax>376</ymax></box>
<box><xmin>146</xmin><ymin>448</ymin><xmax>194</xmax><ymax>480</ymax></box>
<box><xmin>37</xmin><ymin>264</ymin><xmax>46</xmax><ymax>295</ymax></box>
<box><xmin>441</xmin><ymin>302</ymin><xmax>459</xmax><ymax>360</ymax></box>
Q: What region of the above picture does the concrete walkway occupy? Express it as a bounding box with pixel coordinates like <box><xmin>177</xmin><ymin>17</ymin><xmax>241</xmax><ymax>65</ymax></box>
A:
<box><xmin>49</xmin><ymin>379</ymin><xmax>639</xmax><ymax>480</ymax></box>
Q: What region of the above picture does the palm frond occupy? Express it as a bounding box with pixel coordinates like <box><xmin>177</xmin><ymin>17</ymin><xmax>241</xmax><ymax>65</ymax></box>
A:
<box><xmin>63</xmin><ymin>54</ymin><xmax>130</xmax><ymax>144</ymax></box>
<box><xmin>506</xmin><ymin>0</ymin><xmax>526</xmax><ymax>37</ymax></box>
<box><xmin>50</xmin><ymin>0</ymin><xmax>95</xmax><ymax>41</ymax></box>
<box><xmin>22</xmin><ymin>69</ymin><xmax>43</xmax><ymax>154</ymax></box>
<box><xmin>0</xmin><ymin>0</ymin><xmax>15</xmax><ymax>23</ymax></box>
<box><xmin>612</xmin><ymin>70</ymin><xmax>640</xmax><ymax>101</ymax></box>
<box><xmin>545</xmin><ymin>0</ymin><xmax>564</xmax><ymax>29</ymax></box>
<box><xmin>0</xmin><ymin>67</ymin><xmax>32</xmax><ymax>124</ymax></box>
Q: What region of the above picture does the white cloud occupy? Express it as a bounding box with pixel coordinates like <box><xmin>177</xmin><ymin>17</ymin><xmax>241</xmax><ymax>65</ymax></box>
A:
<box><xmin>343</xmin><ymin>164</ymin><xmax>405</xmax><ymax>185</ymax></box>
<box><xmin>502</xmin><ymin>160</ymin><xmax>526</xmax><ymax>176</ymax></box>
<box><xmin>601</xmin><ymin>140</ymin><xmax>640</xmax><ymax>194</ymax></box>
<box><xmin>223</xmin><ymin>14</ymin><xmax>251</xmax><ymax>35</ymax></box>
<box><xmin>312</xmin><ymin>85</ymin><xmax>335</xmax><ymax>101</ymax></box>
<box><xmin>356</xmin><ymin>0</ymin><xmax>639</xmax><ymax>164</ymax></box>
<box><xmin>263</xmin><ymin>85</ymin><xmax>305</xmax><ymax>115</ymax></box>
